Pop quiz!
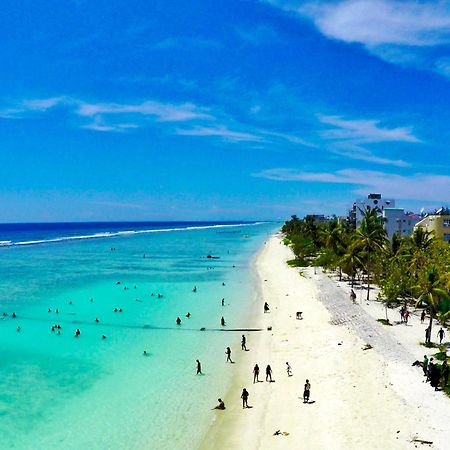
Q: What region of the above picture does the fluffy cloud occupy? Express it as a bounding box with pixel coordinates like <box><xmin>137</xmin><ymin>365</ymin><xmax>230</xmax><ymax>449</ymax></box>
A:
<box><xmin>267</xmin><ymin>0</ymin><xmax>450</xmax><ymax>74</ymax></box>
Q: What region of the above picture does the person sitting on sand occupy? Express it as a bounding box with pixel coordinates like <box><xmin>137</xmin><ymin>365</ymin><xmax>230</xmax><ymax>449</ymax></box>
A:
<box><xmin>303</xmin><ymin>379</ymin><xmax>311</xmax><ymax>403</ymax></box>
<box><xmin>213</xmin><ymin>398</ymin><xmax>225</xmax><ymax>410</ymax></box>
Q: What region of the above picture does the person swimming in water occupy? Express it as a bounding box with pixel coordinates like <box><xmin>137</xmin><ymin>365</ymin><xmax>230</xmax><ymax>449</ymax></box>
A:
<box><xmin>221</xmin><ymin>298</ymin><xmax>225</xmax><ymax>306</ymax></box>
<box><xmin>176</xmin><ymin>317</ymin><xmax>182</xmax><ymax>325</ymax></box>
<box><xmin>102</xmin><ymin>335</ymin><xmax>107</xmax><ymax>339</ymax></box>
<box><xmin>75</xmin><ymin>329</ymin><xmax>81</xmax><ymax>337</ymax></box>
<box><xmin>186</xmin><ymin>312</ymin><xmax>191</xmax><ymax>318</ymax></box>
<box><xmin>193</xmin><ymin>286</ymin><xmax>197</xmax><ymax>292</ymax></box>
<box><xmin>95</xmin><ymin>318</ymin><xmax>100</xmax><ymax>323</ymax></box>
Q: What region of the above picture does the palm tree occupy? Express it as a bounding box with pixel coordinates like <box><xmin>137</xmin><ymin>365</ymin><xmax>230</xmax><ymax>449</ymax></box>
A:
<box><xmin>354</xmin><ymin>207</ymin><xmax>387</xmax><ymax>300</ymax></box>
<box><xmin>414</xmin><ymin>265</ymin><xmax>447</xmax><ymax>344</ymax></box>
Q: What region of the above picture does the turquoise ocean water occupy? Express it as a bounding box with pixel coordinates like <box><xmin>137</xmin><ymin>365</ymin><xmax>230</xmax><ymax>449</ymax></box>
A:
<box><xmin>0</xmin><ymin>222</ymin><xmax>277</xmax><ymax>449</ymax></box>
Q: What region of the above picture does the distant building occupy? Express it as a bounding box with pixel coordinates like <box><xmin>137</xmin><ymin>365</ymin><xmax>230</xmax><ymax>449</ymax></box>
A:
<box><xmin>349</xmin><ymin>193</ymin><xmax>395</xmax><ymax>228</ymax></box>
<box><xmin>382</xmin><ymin>208</ymin><xmax>420</xmax><ymax>240</ymax></box>
<box><xmin>414</xmin><ymin>207</ymin><xmax>450</xmax><ymax>242</ymax></box>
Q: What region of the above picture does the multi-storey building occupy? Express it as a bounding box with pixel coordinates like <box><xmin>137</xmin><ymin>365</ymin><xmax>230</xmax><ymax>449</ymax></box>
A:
<box><xmin>414</xmin><ymin>208</ymin><xmax>450</xmax><ymax>242</ymax></box>
<box><xmin>349</xmin><ymin>193</ymin><xmax>395</xmax><ymax>228</ymax></box>
<box><xmin>382</xmin><ymin>208</ymin><xmax>421</xmax><ymax>240</ymax></box>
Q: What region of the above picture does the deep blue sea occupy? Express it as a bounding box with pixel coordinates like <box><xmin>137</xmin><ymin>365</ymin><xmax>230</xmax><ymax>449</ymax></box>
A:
<box><xmin>0</xmin><ymin>221</ymin><xmax>278</xmax><ymax>449</ymax></box>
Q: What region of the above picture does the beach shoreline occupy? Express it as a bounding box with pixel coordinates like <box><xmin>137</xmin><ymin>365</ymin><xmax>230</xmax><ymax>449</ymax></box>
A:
<box><xmin>200</xmin><ymin>233</ymin><xmax>450</xmax><ymax>450</ymax></box>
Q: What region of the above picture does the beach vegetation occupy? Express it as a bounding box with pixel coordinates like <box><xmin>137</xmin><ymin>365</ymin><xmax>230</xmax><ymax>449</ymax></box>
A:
<box><xmin>377</xmin><ymin>318</ymin><xmax>392</xmax><ymax>326</ymax></box>
<box><xmin>282</xmin><ymin>210</ymin><xmax>450</xmax><ymax>340</ymax></box>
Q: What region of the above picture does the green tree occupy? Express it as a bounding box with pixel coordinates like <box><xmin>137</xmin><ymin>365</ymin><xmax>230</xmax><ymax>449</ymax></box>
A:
<box><xmin>414</xmin><ymin>265</ymin><xmax>447</xmax><ymax>344</ymax></box>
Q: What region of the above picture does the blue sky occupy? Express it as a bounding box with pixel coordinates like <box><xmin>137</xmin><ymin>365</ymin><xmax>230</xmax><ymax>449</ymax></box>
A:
<box><xmin>0</xmin><ymin>0</ymin><xmax>449</xmax><ymax>222</ymax></box>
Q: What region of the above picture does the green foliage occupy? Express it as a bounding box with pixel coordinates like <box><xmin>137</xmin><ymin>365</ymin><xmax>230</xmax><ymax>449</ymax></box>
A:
<box><xmin>433</xmin><ymin>351</ymin><xmax>448</xmax><ymax>361</ymax></box>
<box><xmin>282</xmin><ymin>210</ymin><xmax>450</xmax><ymax>317</ymax></box>
<box><xmin>287</xmin><ymin>258</ymin><xmax>309</xmax><ymax>267</ymax></box>
<box><xmin>377</xmin><ymin>318</ymin><xmax>392</xmax><ymax>326</ymax></box>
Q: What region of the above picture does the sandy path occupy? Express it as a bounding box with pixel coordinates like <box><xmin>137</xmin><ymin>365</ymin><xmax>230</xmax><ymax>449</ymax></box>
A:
<box><xmin>199</xmin><ymin>234</ymin><xmax>449</xmax><ymax>450</ymax></box>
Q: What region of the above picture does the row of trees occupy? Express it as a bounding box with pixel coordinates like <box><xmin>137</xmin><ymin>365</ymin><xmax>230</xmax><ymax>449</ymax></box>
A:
<box><xmin>282</xmin><ymin>209</ymin><xmax>450</xmax><ymax>342</ymax></box>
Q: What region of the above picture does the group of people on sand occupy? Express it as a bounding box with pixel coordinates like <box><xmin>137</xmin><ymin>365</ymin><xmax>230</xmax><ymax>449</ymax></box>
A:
<box><xmin>253</xmin><ymin>364</ymin><xmax>274</xmax><ymax>382</ymax></box>
<box><xmin>399</xmin><ymin>306</ymin><xmax>410</xmax><ymax>324</ymax></box>
<box><xmin>421</xmin><ymin>355</ymin><xmax>449</xmax><ymax>391</ymax></box>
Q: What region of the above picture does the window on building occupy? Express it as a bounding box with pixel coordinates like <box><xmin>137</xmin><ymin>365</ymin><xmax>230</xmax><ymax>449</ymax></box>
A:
<box><xmin>443</xmin><ymin>219</ymin><xmax>450</xmax><ymax>227</ymax></box>
<box><xmin>444</xmin><ymin>234</ymin><xmax>450</xmax><ymax>241</ymax></box>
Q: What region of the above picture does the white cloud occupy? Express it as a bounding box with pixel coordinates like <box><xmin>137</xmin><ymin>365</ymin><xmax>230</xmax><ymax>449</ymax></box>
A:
<box><xmin>76</xmin><ymin>100</ymin><xmax>212</xmax><ymax>122</ymax></box>
<box><xmin>316</xmin><ymin>114</ymin><xmax>418</xmax><ymax>167</ymax></box>
<box><xmin>298</xmin><ymin>0</ymin><xmax>450</xmax><ymax>47</ymax></box>
<box><xmin>175</xmin><ymin>125</ymin><xmax>264</xmax><ymax>142</ymax></box>
<box><xmin>0</xmin><ymin>96</ymin><xmax>212</xmax><ymax>132</ymax></box>
<box><xmin>267</xmin><ymin>0</ymin><xmax>450</xmax><ymax>73</ymax></box>
<box><xmin>253</xmin><ymin>167</ymin><xmax>450</xmax><ymax>202</ymax></box>
<box><xmin>332</xmin><ymin>145</ymin><xmax>410</xmax><ymax>168</ymax></box>
<box><xmin>319</xmin><ymin>114</ymin><xmax>419</xmax><ymax>143</ymax></box>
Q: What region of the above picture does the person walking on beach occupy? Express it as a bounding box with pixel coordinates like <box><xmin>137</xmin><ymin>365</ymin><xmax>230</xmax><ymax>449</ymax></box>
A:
<box><xmin>196</xmin><ymin>359</ymin><xmax>202</xmax><ymax>375</ymax></box>
<box><xmin>425</xmin><ymin>326</ymin><xmax>431</xmax><ymax>343</ymax></box>
<box><xmin>303</xmin><ymin>379</ymin><xmax>311</xmax><ymax>403</ymax></box>
<box><xmin>264</xmin><ymin>302</ymin><xmax>270</xmax><ymax>313</ymax></box>
<box><xmin>241</xmin><ymin>334</ymin><xmax>247</xmax><ymax>351</ymax></box>
<box><xmin>437</xmin><ymin>327</ymin><xmax>445</xmax><ymax>344</ymax></box>
<box><xmin>421</xmin><ymin>310</ymin><xmax>426</xmax><ymax>323</ymax></box>
<box><xmin>253</xmin><ymin>364</ymin><xmax>260</xmax><ymax>383</ymax></box>
<box><xmin>404</xmin><ymin>309</ymin><xmax>410</xmax><ymax>324</ymax></box>
<box><xmin>286</xmin><ymin>362</ymin><xmax>292</xmax><ymax>377</ymax></box>
<box><xmin>221</xmin><ymin>298</ymin><xmax>225</xmax><ymax>306</ymax></box>
<box><xmin>241</xmin><ymin>388</ymin><xmax>249</xmax><ymax>408</ymax></box>
<box><xmin>350</xmin><ymin>289</ymin><xmax>356</xmax><ymax>304</ymax></box>
<box><xmin>226</xmin><ymin>347</ymin><xmax>233</xmax><ymax>363</ymax></box>
<box><xmin>266</xmin><ymin>365</ymin><xmax>273</xmax><ymax>382</ymax></box>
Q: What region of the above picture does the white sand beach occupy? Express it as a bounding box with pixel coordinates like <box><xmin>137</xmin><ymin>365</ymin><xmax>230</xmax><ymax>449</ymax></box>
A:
<box><xmin>200</xmin><ymin>234</ymin><xmax>450</xmax><ymax>450</ymax></box>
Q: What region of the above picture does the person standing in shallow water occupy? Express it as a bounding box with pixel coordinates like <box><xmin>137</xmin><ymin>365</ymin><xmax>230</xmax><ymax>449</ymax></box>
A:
<box><xmin>303</xmin><ymin>379</ymin><xmax>311</xmax><ymax>403</ymax></box>
<box><xmin>196</xmin><ymin>359</ymin><xmax>202</xmax><ymax>375</ymax></box>
<box><xmin>226</xmin><ymin>347</ymin><xmax>233</xmax><ymax>363</ymax></box>
<box><xmin>221</xmin><ymin>317</ymin><xmax>226</xmax><ymax>327</ymax></box>
<box><xmin>241</xmin><ymin>388</ymin><xmax>249</xmax><ymax>408</ymax></box>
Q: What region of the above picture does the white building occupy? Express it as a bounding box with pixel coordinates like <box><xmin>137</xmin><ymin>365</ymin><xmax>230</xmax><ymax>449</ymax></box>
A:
<box><xmin>382</xmin><ymin>208</ymin><xmax>420</xmax><ymax>240</ymax></box>
<box><xmin>349</xmin><ymin>193</ymin><xmax>395</xmax><ymax>228</ymax></box>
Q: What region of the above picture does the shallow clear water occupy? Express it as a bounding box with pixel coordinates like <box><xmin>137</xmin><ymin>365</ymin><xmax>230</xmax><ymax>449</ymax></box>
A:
<box><xmin>0</xmin><ymin>222</ymin><xmax>277</xmax><ymax>449</ymax></box>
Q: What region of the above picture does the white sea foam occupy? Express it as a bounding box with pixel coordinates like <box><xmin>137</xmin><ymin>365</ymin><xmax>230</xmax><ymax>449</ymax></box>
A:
<box><xmin>0</xmin><ymin>222</ymin><xmax>267</xmax><ymax>247</ymax></box>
